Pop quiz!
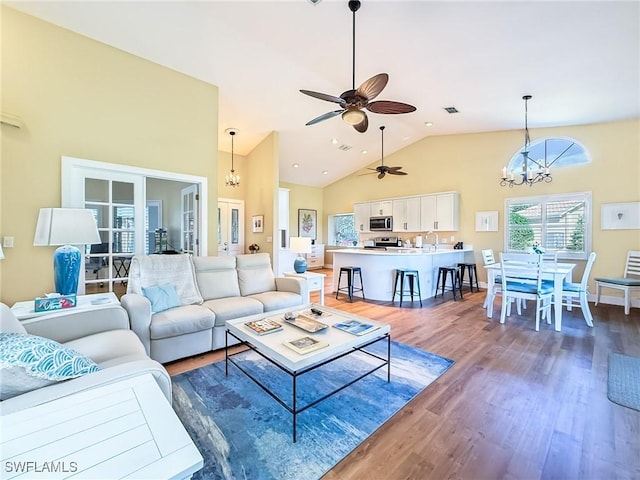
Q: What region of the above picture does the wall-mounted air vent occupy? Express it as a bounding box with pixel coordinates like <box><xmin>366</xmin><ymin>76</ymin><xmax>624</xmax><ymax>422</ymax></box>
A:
<box><xmin>338</xmin><ymin>144</ymin><xmax>352</xmax><ymax>151</ymax></box>
<box><xmin>444</xmin><ymin>106</ymin><xmax>459</xmax><ymax>114</ymax></box>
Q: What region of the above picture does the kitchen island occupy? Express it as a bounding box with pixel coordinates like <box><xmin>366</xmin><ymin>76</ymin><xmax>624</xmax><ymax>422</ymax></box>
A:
<box><xmin>329</xmin><ymin>247</ymin><xmax>474</xmax><ymax>302</ymax></box>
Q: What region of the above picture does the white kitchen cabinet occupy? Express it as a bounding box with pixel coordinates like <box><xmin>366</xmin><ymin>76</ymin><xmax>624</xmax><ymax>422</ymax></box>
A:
<box><xmin>370</xmin><ymin>200</ymin><xmax>393</xmax><ymax>217</ymax></box>
<box><xmin>306</xmin><ymin>243</ymin><xmax>325</xmax><ymax>269</ymax></box>
<box><xmin>392</xmin><ymin>197</ymin><xmax>421</xmax><ymax>232</ymax></box>
<box><xmin>420</xmin><ymin>192</ymin><xmax>459</xmax><ymax>231</ymax></box>
<box><xmin>354</xmin><ymin>202</ymin><xmax>371</xmax><ymax>232</ymax></box>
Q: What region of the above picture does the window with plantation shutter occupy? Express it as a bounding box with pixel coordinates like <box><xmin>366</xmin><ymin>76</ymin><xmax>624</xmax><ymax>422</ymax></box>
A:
<box><xmin>505</xmin><ymin>192</ymin><xmax>591</xmax><ymax>260</ymax></box>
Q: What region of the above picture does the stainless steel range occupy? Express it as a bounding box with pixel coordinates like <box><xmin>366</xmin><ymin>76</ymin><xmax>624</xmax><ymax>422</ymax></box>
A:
<box><xmin>374</xmin><ymin>236</ymin><xmax>400</xmax><ymax>248</ymax></box>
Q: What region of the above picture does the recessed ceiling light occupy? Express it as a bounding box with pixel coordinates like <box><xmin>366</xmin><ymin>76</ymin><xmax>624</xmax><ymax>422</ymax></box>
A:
<box><xmin>425</xmin><ymin>122</ymin><xmax>434</xmax><ymax>127</ymax></box>
<box><xmin>361</xmin><ymin>150</ymin><xmax>368</xmax><ymax>155</ymax></box>
<box><xmin>331</xmin><ymin>138</ymin><xmax>338</xmax><ymax>145</ymax></box>
<box><xmin>292</xmin><ymin>163</ymin><xmax>299</xmax><ymax>168</ymax></box>
<box><xmin>322</xmin><ymin>170</ymin><xmax>328</xmax><ymax>175</ymax></box>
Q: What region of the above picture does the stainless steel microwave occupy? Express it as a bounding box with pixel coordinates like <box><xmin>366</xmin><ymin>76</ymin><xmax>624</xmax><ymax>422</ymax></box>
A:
<box><xmin>369</xmin><ymin>216</ymin><xmax>393</xmax><ymax>231</ymax></box>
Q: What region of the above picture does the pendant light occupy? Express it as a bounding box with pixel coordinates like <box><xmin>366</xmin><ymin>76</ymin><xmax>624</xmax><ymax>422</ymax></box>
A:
<box><xmin>225</xmin><ymin>128</ymin><xmax>240</xmax><ymax>187</ymax></box>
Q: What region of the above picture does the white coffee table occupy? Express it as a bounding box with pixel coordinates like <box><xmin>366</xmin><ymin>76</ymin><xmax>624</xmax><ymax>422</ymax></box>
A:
<box><xmin>283</xmin><ymin>271</ymin><xmax>326</xmax><ymax>305</ymax></box>
<box><xmin>225</xmin><ymin>304</ymin><xmax>391</xmax><ymax>442</ymax></box>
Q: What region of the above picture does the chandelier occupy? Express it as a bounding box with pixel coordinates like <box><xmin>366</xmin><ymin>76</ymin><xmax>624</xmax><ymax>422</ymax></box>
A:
<box><xmin>500</xmin><ymin>95</ymin><xmax>552</xmax><ymax>187</ymax></box>
<box><xmin>225</xmin><ymin>128</ymin><xmax>240</xmax><ymax>187</ymax></box>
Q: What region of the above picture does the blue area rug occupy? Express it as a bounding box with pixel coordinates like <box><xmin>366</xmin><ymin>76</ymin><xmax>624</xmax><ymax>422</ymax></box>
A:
<box><xmin>172</xmin><ymin>340</ymin><xmax>454</xmax><ymax>480</ymax></box>
<box><xmin>608</xmin><ymin>353</ymin><xmax>640</xmax><ymax>411</ymax></box>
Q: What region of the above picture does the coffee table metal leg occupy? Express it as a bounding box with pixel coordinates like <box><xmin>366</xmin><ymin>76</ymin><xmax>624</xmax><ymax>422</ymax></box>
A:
<box><xmin>225</xmin><ymin>330</ymin><xmax>229</xmax><ymax>376</ymax></box>
<box><xmin>293</xmin><ymin>374</ymin><xmax>298</xmax><ymax>443</ymax></box>
<box><xmin>387</xmin><ymin>334</ymin><xmax>391</xmax><ymax>382</ymax></box>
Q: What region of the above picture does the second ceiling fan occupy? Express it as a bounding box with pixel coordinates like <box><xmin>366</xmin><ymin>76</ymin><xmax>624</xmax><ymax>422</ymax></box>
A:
<box><xmin>300</xmin><ymin>0</ymin><xmax>416</xmax><ymax>133</ymax></box>
<box><xmin>366</xmin><ymin>126</ymin><xmax>407</xmax><ymax>178</ymax></box>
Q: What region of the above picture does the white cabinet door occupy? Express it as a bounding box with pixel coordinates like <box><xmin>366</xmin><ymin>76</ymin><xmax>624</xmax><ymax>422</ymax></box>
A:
<box><xmin>420</xmin><ymin>193</ymin><xmax>459</xmax><ymax>231</ymax></box>
<box><xmin>393</xmin><ymin>197</ymin><xmax>421</xmax><ymax>232</ymax></box>
<box><xmin>370</xmin><ymin>200</ymin><xmax>392</xmax><ymax>217</ymax></box>
<box><xmin>354</xmin><ymin>203</ymin><xmax>371</xmax><ymax>232</ymax></box>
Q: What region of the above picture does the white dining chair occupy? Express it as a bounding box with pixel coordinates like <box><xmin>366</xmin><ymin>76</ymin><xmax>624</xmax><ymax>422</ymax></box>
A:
<box><xmin>499</xmin><ymin>252</ymin><xmax>553</xmax><ymax>331</ymax></box>
<box><xmin>595</xmin><ymin>250</ymin><xmax>640</xmax><ymax>315</ymax></box>
<box><xmin>561</xmin><ymin>252</ymin><xmax>597</xmax><ymax>326</ymax></box>
<box><xmin>481</xmin><ymin>249</ymin><xmax>501</xmax><ymax>309</ymax></box>
<box><xmin>542</xmin><ymin>251</ymin><xmax>558</xmax><ymax>263</ymax></box>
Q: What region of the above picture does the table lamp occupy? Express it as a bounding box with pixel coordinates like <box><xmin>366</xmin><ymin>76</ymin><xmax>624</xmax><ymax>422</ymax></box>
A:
<box><xmin>290</xmin><ymin>236</ymin><xmax>312</xmax><ymax>273</ymax></box>
<box><xmin>33</xmin><ymin>208</ymin><xmax>101</xmax><ymax>295</ymax></box>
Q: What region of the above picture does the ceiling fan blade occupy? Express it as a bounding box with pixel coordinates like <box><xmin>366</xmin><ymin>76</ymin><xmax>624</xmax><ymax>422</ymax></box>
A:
<box><xmin>356</xmin><ymin>73</ymin><xmax>389</xmax><ymax>101</ymax></box>
<box><xmin>367</xmin><ymin>100</ymin><xmax>417</xmax><ymax>114</ymax></box>
<box><xmin>388</xmin><ymin>170</ymin><xmax>408</xmax><ymax>175</ymax></box>
<box><xmin>387</xmin><ymin>166</ymin><xmax>403</xmax><ymax>171</ymax></box>
<box><xmin>378</xmin><ymin>171</ymin><xmax>386</xmax><ymax>179</ymax></box>
<box><xmin>305</xmin><ymin>110</ymin><xmax>344</xmax><ymax>126</ymax></box>
<box><xmin>352</xmin><ymin>113</ymin><xmax>368</xmax><ymax>133</ymax></box>
<box><xmin>300</xmin><ymin>89</ymin><xmax>346</xmax><ymax>106</ymax></box>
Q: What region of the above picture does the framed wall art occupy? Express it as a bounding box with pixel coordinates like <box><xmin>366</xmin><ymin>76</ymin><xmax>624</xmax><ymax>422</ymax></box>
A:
<box><xmin>298</xmin><ymin>209</ymin><xmax>317</xmax><ymax>240</ymax></box>
<box><xmin>601</xmin><ymin>202</ymin><xmax>640</xmax><ymax>230</ymax></box>
<box><xmin>475</xmin><ymin>211</ymin><xmax>499</xmax><ymax>232</ymax></box>
<box><xmin>252</xmin><ymin>215</ymin><xmax>264</xmax><ymax>233</ymax></box>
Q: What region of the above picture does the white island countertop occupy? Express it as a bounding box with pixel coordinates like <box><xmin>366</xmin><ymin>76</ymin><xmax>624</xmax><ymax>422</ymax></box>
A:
<box><xmin>330</xmin><ymin>247</ymin><xmax>474</xmax><ymax>302</ymax></box>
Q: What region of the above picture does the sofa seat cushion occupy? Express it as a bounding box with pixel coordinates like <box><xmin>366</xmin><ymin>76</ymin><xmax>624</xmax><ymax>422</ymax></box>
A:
<box><xmin>63</xmin><ymin>330</ymin><xmax>147</xmax><ymax>365</ymax></box>
<box><xmin>248</xmin><ymin>292</ymin><xmax>304</xmax><ymax>312</ymax></box>
<box><xmin>149</xmin><ymin>305</ymin><xmax>215</xmax><ymax>340</ymax></box>
<box><xmin>202</xmin><ymin>297</ymin><xmax>264</xmax><ymax>327</ymax></box>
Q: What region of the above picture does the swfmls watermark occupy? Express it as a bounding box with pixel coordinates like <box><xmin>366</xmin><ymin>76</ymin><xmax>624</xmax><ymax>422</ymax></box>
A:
<box><xmin>4</xmin><ymin>461</ymin><xmax>78</xmax><ymax>474</ymax></box>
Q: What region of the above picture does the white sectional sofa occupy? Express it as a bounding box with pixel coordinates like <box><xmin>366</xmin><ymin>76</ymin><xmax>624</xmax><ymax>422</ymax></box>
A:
<box><xmin>0</xmin><ymin>303</ymin><xmax>171</xmax><ymax>415</ymax></box>
<box><xmin>121</xmin><ymin>253</ymin><xmax>309</xmax><ymax>363</ymax></box>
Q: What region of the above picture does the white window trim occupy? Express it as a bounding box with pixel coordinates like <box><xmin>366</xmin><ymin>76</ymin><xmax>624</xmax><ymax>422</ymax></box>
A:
<box><xmin>507</xmin><ymin>136</ymin><xmax>591</xmax><ymax>173</ymax></box>
<box><xmin>504</xmin><ymin>191</ymin><xmax>592</xmax><ymax>261</ymax></box>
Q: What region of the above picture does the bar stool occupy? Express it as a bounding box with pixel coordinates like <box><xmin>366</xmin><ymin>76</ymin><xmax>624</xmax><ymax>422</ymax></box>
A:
<box><xmin>336</xmin><ymin>266</ymin><xmax>365</xmax><ymax>302</ymax></box>
<box><xmin>392</xmin><ymin>268</ymin><xmax>422</xmax><ymax>307</ymax></box>
<box><xmin>435</xmin><ymin>265</ymin><xmax>463</xmax><ymax>300</ymax></box>
<box><xmin>457</xmin><ymin>262</ymin><xmax>479</xmax><ymax>293</ymax></box>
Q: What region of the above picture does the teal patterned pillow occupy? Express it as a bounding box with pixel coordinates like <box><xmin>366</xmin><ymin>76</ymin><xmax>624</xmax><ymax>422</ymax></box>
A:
<box><xmin>0</xmin><ymin>332</ymin><xmax>99</xmax><ymax>400</ymax></box>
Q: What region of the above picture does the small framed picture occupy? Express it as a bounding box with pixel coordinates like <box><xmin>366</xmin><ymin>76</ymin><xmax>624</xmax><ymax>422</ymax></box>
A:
<box><xmin>252</xmin><ymin>215</ymin><xmax>264</xmax><ymax>233</ymax></box>
<box><xmin>601</xmin><ymin>202</ymin><xmax>640</xmax><ymax>230</ymax></box>
<box><xmin>298</xmin><ymin>209</ymin><xmax>317</xmax><ymax>240</ymax></box>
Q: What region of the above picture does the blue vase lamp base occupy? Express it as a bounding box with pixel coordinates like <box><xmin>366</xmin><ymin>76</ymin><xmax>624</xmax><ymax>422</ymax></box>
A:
<box><xmin>53</xmin><ymin>244</ymin><xmax>82</xmax><ymax>295</ymax></box>
<box><xmin>294</xmin><ymin>256</ymin><xmax>307</xmax><ymax>274</ymax></box>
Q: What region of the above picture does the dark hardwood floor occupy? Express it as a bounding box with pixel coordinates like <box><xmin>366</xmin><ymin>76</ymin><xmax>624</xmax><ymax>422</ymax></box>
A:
<box><xmin>165</xmin><ymin>268</ymin><xmax>640</xmax><ymax>480</ymax></box>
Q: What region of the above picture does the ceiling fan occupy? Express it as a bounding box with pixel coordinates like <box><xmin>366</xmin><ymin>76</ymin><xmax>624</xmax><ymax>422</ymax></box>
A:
<box><xmin>367</xmin><ymin>126</ymin><xmax>407</xmax><ymax>178</ymax></box>
<box><xmin>300</xmin><ymin>0</ymin><xmax>416</xmax><ymax>133</ymax></box>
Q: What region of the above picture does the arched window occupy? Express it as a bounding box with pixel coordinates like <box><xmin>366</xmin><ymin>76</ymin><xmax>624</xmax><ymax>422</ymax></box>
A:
<box><xmin>506</xmin><ymin>137</ymin><xmax>590</xmax><ymax>173</ymax></box>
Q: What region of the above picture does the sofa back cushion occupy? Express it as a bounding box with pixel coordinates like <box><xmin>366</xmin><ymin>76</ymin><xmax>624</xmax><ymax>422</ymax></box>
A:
<box><xmin>236</xmin><ymin>253</ymin><xmax>277</xmax><ymax>296</ymax></box>
<box><xmin>127</xmin><ymin>254</ymin><xmax>203</xmax><ymax>306</ymax></box>
<box><xmin>193</xmin><ymin>256</ymin><xmax>241</xmax><ymax>300</ymax></box>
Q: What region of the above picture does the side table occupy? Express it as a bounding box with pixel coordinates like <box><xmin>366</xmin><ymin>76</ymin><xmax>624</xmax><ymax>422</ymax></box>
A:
<box><xmin>284</xmin><ymin>271</ymin><xmax>326</xmax><ymax>305</ymax></box>
<box><xmin>11</xmin><ymin>292</ymin><xmax>120</xmax><ymax>321</ymax></box>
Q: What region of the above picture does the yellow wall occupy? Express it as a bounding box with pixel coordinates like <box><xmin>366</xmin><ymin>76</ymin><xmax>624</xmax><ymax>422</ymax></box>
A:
<box><xmin>280</xmin><ymin>182</ymin><xmax>324</xmax><ymax>243</ymax></box>
<box><xmin>323</xmin><ymin>120</ymin><xmax>640</xmax><ymax>284</ymax></box>
<box><xmin>244</xmin><ymin>132</ymin><xmax>279</xmax><ymax>258</ymax></box>
<box><xmin>0</xmin><ymin>7</ymin><xmax>219</xmax><ymax>304</ymax></box>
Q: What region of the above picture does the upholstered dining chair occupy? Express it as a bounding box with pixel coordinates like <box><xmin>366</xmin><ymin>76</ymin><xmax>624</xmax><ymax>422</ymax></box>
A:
<box><xmin>595</xmin><ymin>250</ymin><xmax>640</xmax><ymax>315</ymax></box>
<box><xmin>499</xmin><ymin>252</ymin><xmax>553</xmax><ymax>331</ymax></box>
<box><xmin>560</xmin><ymin>251</ymin><xmax>597</xmax><ymax>326</ymax></box>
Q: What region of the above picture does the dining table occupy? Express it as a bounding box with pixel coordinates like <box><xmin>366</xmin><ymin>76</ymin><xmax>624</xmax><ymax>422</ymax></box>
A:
<box><xmin>484</xmin><ymin>262</ymin><xmax>576</xmax><ymax>331</ymax></box>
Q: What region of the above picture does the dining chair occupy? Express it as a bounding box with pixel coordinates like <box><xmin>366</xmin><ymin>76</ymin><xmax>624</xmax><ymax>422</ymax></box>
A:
<box><xmin>595</xmin><ymin>250</ymin><xmax>640</xmax><ymax>315</ymax></box>
<box><xmin>542</xmin><ymin>251</ymin><xmax>558</xmax><ymax>263</ymax></box>
<box><xmin>561</xmin><ymin>252</ymin><xmax>597</xmax><ymax>326</ymax></box>
<box><xmin>481</xmin><ymin>249</ymin><xmax>501</xmax><ymax>308</ymax></box>
<box><xmin>499</xmin><ymin>252</ymin><xmax>553</xmax><ymax>331</ymax></box>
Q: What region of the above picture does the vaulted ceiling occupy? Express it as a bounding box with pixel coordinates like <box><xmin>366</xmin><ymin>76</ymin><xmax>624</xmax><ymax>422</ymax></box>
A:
<box><xmin>8</xmin><ymin>1</ymin><xmax>639</xmax><ymax>187</ymax></box>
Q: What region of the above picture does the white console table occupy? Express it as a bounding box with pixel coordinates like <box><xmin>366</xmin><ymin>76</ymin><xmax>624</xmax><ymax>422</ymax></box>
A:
<box><xmin>11</xmin><ymin>293</ymin><xmax>120</xmax><ymax>321</ymax></box>
<box><xmin>0</xmin><ymin>374</ymin><xmax>203</xmax><ymax>479</ymax></box>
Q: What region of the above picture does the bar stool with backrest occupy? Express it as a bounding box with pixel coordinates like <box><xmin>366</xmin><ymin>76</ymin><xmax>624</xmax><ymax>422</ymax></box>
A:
<box><xmin>335</xmin><ymin>266</ymin><xmax>365</xmax><ymax>302</ymax></box>
<box><xmin>435</xmin><ymin>265</ymin><xmax>463</xmax><ymax>300</ymax></box>
<box><xmin>392</xmin><ymin>268</ymin><xmax>422</xmax><ymax>307</ymax></box>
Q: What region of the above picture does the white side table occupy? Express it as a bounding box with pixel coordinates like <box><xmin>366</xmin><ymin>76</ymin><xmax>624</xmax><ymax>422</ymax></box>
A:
<box><xmin>0</xmin><ymin>374</ymin><xmax>203</xmax><ymax>479</ymax></box>
<box><xmin>284</xmin><ymin>271</ymin><xmax>326</xmax><ymax>305</ymax></box>
<box><xmin>11</xmin><ymin>292</ymin><xmax>120</xmax><ymax>321</ymax></box>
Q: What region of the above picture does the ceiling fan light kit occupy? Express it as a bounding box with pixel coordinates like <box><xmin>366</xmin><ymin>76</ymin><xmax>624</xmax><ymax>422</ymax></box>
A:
<box><xmin>300</xmin><ymin>0</ymin><xmax>416</xmax><ymax>133</ymax></box>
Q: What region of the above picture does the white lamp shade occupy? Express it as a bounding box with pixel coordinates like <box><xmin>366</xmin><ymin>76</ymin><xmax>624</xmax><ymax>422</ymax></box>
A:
<box><xmin>33</xmin><ymin>208</ymin><xmax>101</xmax><ymax>246</ymax></box>
<box><xmin>289</xmin><ymin>236</ymin><xmax>312</xmax><ymax>254</ymax></box>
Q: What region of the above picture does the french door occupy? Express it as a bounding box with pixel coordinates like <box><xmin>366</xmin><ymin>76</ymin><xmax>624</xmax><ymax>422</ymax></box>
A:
<box><xmin>218</xmin><ymin>199</ymin><xmax>244</xmax><ymax>256</ymax></box>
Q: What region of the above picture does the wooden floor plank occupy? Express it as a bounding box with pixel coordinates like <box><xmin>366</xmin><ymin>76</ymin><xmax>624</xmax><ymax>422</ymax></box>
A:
<box><xmin>165</xmin><ymin>268</ymin><xmax>640</xmax><ymax>480</ymax></box>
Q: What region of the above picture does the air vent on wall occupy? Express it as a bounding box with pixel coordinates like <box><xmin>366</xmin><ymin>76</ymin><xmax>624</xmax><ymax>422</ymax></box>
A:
<box><xmin>338</xmin><ymin>144</ymin><xmax>352</xmax><ymax>151</ymax></box>
<box><xmin>444</xmin><ymin>106</ymin><xmax>459</xmax><ymax>114</ymax></box>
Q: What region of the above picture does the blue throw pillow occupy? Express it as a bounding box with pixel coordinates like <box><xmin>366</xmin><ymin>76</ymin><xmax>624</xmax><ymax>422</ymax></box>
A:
<box><xmin>0</xmin><ymin>332</ymin><xmax>100</xmax><ymax>400</ymax></box>
<box><xmin>142</xmin><ymin>283</ymin><xmax>181</xmax><ymax>313</ymax></box>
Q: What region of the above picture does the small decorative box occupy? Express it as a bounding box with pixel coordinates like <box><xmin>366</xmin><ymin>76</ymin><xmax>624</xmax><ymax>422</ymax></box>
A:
<box><xmin>34</xmin><ymin>294</ymin><xmax>77</xmax><ymax>312</ymax></box>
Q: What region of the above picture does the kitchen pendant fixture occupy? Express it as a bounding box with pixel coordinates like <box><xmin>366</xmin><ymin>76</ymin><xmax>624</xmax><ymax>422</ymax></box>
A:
<box><xmin>500</xmin><ymin>95</ymin><xmax>552</xmax><ymax>187</ymax></box>
<box><xmin>225</xmin><ymin>128</ymin><xmax>240</xmax><ymax>187</ymax></box>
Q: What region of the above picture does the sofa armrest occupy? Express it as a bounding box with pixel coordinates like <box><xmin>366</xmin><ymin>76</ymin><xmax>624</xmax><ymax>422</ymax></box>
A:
<box><xmin>0</xmin><ymin>360</ymin><xmax>171</xmax><ymax>415</ymax></box>
<box><xmin>275</xmin><ymin>277</ymin><xmax>310</xmax><ymax>303</ymax></box>
<box><xmin>21</xmin><ymin>305</ymin><xmax>130</xmax><ymax>343</ymax></box>
<box><xmin>121</xmin><ymin>293</ymin><xmax>153</xmax><ymax>355</ymax></box>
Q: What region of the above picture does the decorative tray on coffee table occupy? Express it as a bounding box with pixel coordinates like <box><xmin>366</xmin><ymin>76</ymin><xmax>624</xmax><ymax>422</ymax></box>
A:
<box><xmin>283</xmin><ymin>313</ymin><xmax>328</xmax><ymax>333</ymax></box>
